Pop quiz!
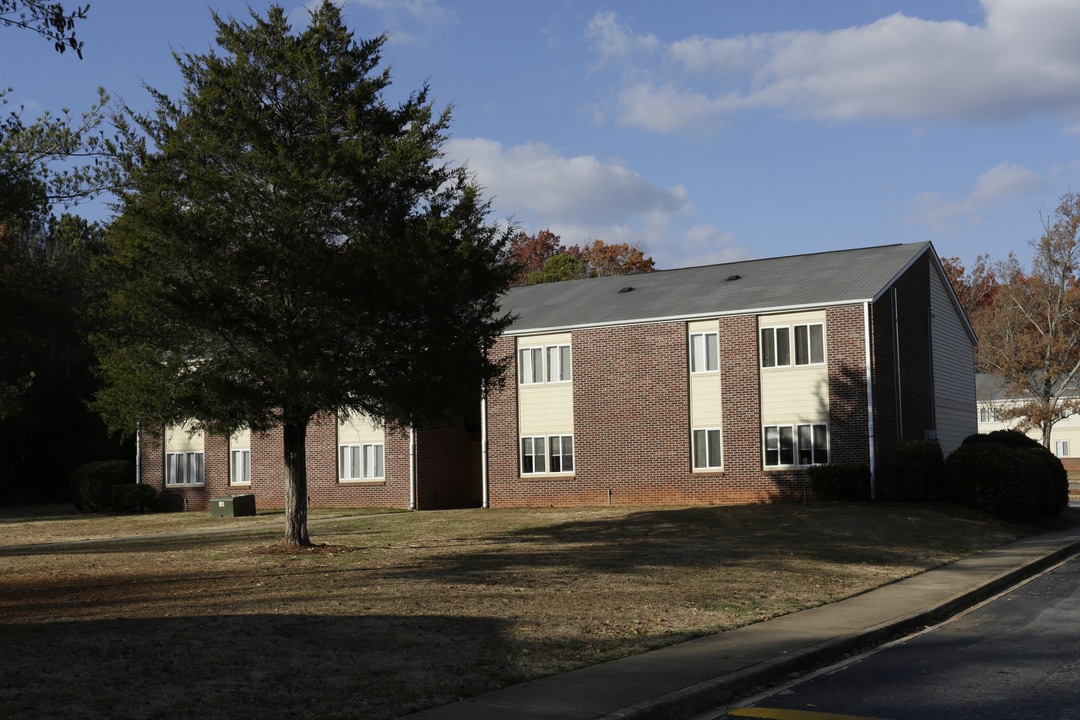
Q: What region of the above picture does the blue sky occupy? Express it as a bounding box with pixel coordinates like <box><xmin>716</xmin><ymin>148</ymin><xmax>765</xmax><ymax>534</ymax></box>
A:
<box><xmin>4</xmin><ymin>0</ymin><xmax>1080</xmax><ymax>270</ymax></box>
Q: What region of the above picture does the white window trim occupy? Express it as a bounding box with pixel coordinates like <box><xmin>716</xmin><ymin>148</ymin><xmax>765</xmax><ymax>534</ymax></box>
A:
<box><xmin>760</xmin><ymin>326</ymin><xmax>792</xmax><ymax>368</ymax></box>
<box><xmin>339</xmin><ymin>443</ymin><xmax>386</xmax><ymax>482</ymax></box>
<box><xmin>362</xmin><ymin>443</ymin><xmax>385</xmax><ymax>480</ymax></box>
<box><xmin>230</xmin><ymin>448</ymin><xmax>251</xmax><ymax>486</ymax></box>
<box><xmin>793</xmin><ymin>323</ymin><xmax>826</xmax><ymax>366</ymax></box>
<box><xmin>689</xmin><ymin>332</ymin><xmax>719</xmax><ymax>374</ymax></box>
<box><xmin>521</xmin><ymin>434</ymin><xmax>575</xmax><ymax>476</ymax></box>
<box><xmin>165</xmin><ymin>451</ymin><xmax>205</xmax><ymax>486</ymax></box>
<box><xmin>519</xmin><ymin>344</ymin><xmax>572</xmax><ymax>385</ymax></box>
<box><xmin>763</xmin><ymin>423</ymin><xmax>828</xmax><ymax>468</ymax></box>
<box><xmin>692</xmin><ymin>427</ymin><xmax>723</xmax><ymax>470</ymax></box>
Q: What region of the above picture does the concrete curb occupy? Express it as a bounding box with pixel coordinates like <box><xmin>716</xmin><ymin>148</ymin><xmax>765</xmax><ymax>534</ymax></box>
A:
<box><xmin>600</xmin><ymin>535</ymin><xmax>1080</xmax><ymax>720</ymax></box>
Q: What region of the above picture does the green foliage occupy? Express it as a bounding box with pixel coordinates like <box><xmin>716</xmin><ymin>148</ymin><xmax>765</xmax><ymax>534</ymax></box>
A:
<box><xmin>110</xmin><ymin>482</ymin><xmax>157</xmax><ymax>513</ymax></box>
<box><xmin>944</xmin><ymin>435</ymin><xmax>1067</xmax><ymax>521</ymax></box>
<box><xmin>877</xmin><ymin>440</ymin><xmax>944</xmax><ymax>501</ymax></box>
<box><xmin>527</xmin><ymin>253</ymin><xmax>589</xmax><ymax>284</ymax></box>
<box><xmin>92</xmin><ymin>3</ymin><xmax>515</xmax><ymax>544</ymax></box>
<box><xmin>70</xmin><ymin>460</ymin><xmax>133</xmax><ymax>511</ymax></box>
<box><xmin>808</xmin><ymin>463</ymin><xmax>872</xmax><ymax>501</ymax></box>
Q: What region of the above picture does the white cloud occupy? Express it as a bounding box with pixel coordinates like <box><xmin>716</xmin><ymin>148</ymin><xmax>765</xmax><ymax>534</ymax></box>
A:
<box><xmin>587</xmin><ymin>0</ymin><xmax>1080</xmax><ymax>132</ymax></box>
<box><xmin>444</xmin><ymin>138</ymin><xmax>748</xmax><ymax>267</ymax></box>
<box><xmin>293</xmin><ymin>0</ymin><xmax>454</xmax><ymax>43</ymax></box>
<box><xmin>910</xmin><ymin>162</ymin><xmax>1044</xmax><ymax>233</ymax></box>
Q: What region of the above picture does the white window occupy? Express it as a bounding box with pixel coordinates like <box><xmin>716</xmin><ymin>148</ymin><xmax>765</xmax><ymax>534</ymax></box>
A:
<box><xmin>521</xmin><ymin>435</ymin><xmax>575</xmax><ymax>475</ymax></box>
<box><xmin>230</xmin><ymin>449</ymin><xmax>251</xmax><ymax>485</ymax></box>
<box><xmin>339</xmin><ymin>443</ymin><xmax>384</xmax><ymax>480</ymax></box>
<box><xmin>793</xmin><ymin>324</ymin><xmax>825</xmax><ymax>365</ymax></box>
<box><xmin>520</xmin><ymin>344</ymin><xmax>572</xmax><ymax>384</ymax></box>
<box><xmin>979</xmin><ymin>404</ymin><xmax>999</xmax><ymax>423</ymax></box>
<box><xmin>363</xmin><ymin>443</ymin><xmax>385</xmax><ymax>479</ymax></box>
<box><xmin>764</xmin><ymin>424</ymin><xmax>828</xmax><ymax>467</ymax></box>
<box><xmin>692</xmin><ymin>428</ymin><xmax>722</xmax><ymax>469</ymax></box>
<box><xmin>690</xmin><ymin>333</ymin><xmax>718</xmax><ymax>373</ymax></box>
<box><xmin>1056</xmin><ymin>440</ymin><xmax>1070</xmax><ymax>458</ymax></box>
<box><xmin>760</xmin><ymin>327</ymin><xmax>791</xmax><ymax>368</ymax></box>
<box><xmin>546</xmin><ymin>345</ymin><xmax>572</xmax><ymax>383</ymax></box>
<box><xmin>519</xmin><ymin>347</ymin><xmax>544</xmax><ymax>384</ymax></box>
<box><xmin>165</xmin><ymin>451</ymin><xmax>204</xmax><ymax>486</ymax></box>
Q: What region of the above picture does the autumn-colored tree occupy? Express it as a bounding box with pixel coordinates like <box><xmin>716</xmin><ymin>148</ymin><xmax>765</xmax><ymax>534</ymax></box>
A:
<box><xmin>940</xmin><ymin>254</ymin><xmax>998</xmax><ymax>322</ymax></box>
<box><xmin>571</xmin><ymin>238</ymin><xmax>656</xmax><ymax>277</ymax></box>
<box><xmin>977</xmin><ymin>192</ymin><xmax>1080</xmax><ymax>447</ymax></box>
<box><xmin>527</xmin><ymin>252</ymin><xmax>589</xmax><ymax>284</ymax></box>
<box><xmin>506</xmin><ymin>229</ymin><xmax>565</xmax><ymax>286</ymax></box>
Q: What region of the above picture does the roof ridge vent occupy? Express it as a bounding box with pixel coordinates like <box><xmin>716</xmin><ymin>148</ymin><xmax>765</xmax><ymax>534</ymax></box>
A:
<box><xmin>617</xmin><ymin>286</ymin><xmax>634</xmax><ymax>293</ymax></box>
<box><xmin>726</xmin><ymin>274</ymin><xmax>741</xmax><ymax>282</ymax></box>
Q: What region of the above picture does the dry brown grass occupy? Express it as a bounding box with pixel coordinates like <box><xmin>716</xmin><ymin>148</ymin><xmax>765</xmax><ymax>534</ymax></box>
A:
<box><xmin>0</xmin><ymin>502</ymin><xmax>1041</xmax><ymax>719</ymax></box>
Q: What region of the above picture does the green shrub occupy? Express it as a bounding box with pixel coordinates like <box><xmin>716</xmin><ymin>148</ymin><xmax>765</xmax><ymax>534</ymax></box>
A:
<box><xmin>943</xmin><ymin>436</ymin><xmax>1065</xmax><ymax>521</ymax></box>
<box><xmin>808</xmin><ymin>463</ymin><xmax>872</xmax><ymax>501</ymax></box>
<box><xmin>70</xmin><ymin>460</ymin><xmax>135</xmax><ymax>512</ymax></box>
<box><xmin>877</xmin><ymin>440</ymin><xmax>944</xmax><ymax>501</ymax></box>
<box><xmin>111</xmin><ymin>483</ymin><xmax>158</xmax><ymax>513</ymax></box>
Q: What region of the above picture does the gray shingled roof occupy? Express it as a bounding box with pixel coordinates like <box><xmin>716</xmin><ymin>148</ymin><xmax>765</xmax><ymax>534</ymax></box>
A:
<box><xmin>502</xmin><ymin>242</ymin><xmax>932</xmax><ymax>334</ymax></box>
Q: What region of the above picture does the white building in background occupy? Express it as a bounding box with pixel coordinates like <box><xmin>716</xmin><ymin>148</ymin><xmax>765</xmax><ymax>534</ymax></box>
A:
<box><xmin>976</xmin><ymin>374</ymin><xmax>1080</xmax><ymax>462</ymax></box>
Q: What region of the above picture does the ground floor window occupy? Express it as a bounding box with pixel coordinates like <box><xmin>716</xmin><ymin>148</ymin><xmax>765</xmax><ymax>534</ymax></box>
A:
<box><xmin>339</xmin><ymin>443</ymin><xmax>385</xmax><ymax>480</ymax></box>
<box><xmin>521</xmin><ymin>435</ymin><xmax>574</xmax><ymax>475</ymax></box>
<box><xmin>230</xmin><ymin>449</ymin><xmax>251</xmax><ymax>485</ymax></box>
<box><xmin>764</xmin><ymin>423</ymin><xmax>828</xmax><ymax>467</ymax></box>
<box><xmin>692</xmin><ymin>428</ymin><xmax>722</xmax><ymax>469</ymax></box>
<box><xmin>166</xmin><ymin>451</ymin><xmax>204</xmax><ymax>486</ymax></box>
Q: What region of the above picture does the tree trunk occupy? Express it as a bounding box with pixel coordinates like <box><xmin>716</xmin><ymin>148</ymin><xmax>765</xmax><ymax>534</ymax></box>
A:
<box><xmin>282</xmin><ymin>415</ymin><xmax>311</xmax><ymax>546</ymax></box>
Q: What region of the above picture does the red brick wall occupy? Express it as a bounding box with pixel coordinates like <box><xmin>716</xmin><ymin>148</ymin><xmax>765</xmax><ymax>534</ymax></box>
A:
<box><xmin>484</xmin><ymin>315</ymin><xmax>860</xmax><ymax>508</ymax></box>
<box><xmin>415</xmin><ymin>424</ymin><xmax>482</xmax><ymax>510</ymax></box>
<box><xmin>827</xmin><ymin>304</ymin><xmax>871</xmax><ymax>465</ymax></box>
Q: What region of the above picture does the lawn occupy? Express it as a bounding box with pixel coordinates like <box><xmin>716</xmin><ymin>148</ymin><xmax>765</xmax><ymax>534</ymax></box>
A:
<box><xmin>0</xmin><ymin>502</ymin><xmax>1049</xmax><ymax>719</ymax></box>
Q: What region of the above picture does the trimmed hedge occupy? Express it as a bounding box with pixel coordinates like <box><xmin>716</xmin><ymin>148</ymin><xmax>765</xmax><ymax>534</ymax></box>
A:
<box><xmin>944</xmin><ymin>433</ymin><xmax>1067</xmax><ymax>521</ymax></box>
<box><xmin>111</xmin><ymin>483</ymin><xmax>158</xmax><ymax>513</ymax></box>
<box><xmin>70</xmin><ymin>460</ymin><xmax>135</xmax><ymax>512</ymax></box>
<box><xmin>808</xmin><ymin>463</ymin><xmax>872</xmax><ymax>501</ymax></box>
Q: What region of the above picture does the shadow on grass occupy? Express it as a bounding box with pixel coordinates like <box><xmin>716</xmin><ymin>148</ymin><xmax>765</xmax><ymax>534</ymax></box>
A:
<box><xmin>1</xmin><ymin>614</ymin><xmax>532</xmax><ymax>720</ymax></box>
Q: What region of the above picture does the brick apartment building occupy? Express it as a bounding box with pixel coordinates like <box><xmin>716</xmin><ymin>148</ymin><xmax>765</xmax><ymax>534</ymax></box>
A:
<box><xmin>140</xmin><ymin>241</ymin><xmax>977</xmax><ymax>511</ymax></box>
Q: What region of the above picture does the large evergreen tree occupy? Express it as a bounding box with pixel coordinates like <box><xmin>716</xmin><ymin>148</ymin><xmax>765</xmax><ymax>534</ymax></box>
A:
<box><xmin>93</xmin><ymin>2</ymin><xmax>514</xmax><ymax>545</ymax></box>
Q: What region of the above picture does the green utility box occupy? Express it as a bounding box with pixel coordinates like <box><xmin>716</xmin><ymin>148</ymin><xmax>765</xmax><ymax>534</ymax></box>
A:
<box><xmin>210</xmin><ymin>494</ymin><xmax>256</xmax><ymax>517</ymax></box>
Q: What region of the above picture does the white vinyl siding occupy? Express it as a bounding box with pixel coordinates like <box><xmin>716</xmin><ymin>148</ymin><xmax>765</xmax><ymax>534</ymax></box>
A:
<box><xmin>518</xmin><ymin>334</ymin><xmax>574</xmax><ymax>449</ymax></box>
<box><xmin>929</xmin><ymin>261</ymin><xmax>978</xmax><ymax>454</ymax></box>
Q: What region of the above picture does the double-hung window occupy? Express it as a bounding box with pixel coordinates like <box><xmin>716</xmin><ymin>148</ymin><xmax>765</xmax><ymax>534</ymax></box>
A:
<box><xmin>519</xmin><ymin>344</ymin><xmax>571</xmax><ymax>384</ymax></box>
<box><xmin>761</xmin><ymin>324</ymin><xmax>825</xmax><ymax>367</ymax></box>
<box><xmin>692</xmin><ymin>428</ymin><xmax>722</xmax><ymax>469</ymax></box>
<box><xmin>166</xmin><ymin>451</ymin><xmax>204</xmax><ymax>486</ymax></box>
<box><xmin>339</xmin><ymin>443</ymin><xmax>385</xmax><ymax>480</ymax></box>
<box><xmin>764</xmin><ymin>424</ymin><xmax>828</xmax><ymax>466</ymax></box>
<box><xmin>521</xmin><ymin>435</ymin><xmax>574</xmax><ymax>475</ymax></box>
<box><xmin>230</xmin><ymin>449</ymin><xmax>251</xmax><ymax>485</ymax></box>
<box><xmin>690</xmin><ymin>333</ymin><xmax>718</xmax><ymax>373</ymax></box>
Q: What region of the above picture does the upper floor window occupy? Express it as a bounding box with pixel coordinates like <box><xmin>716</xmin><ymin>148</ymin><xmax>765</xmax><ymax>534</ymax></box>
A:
<box><xmin>519</xmin><ymin>344</ymin><xmax>571</xmax><ymax>384</ymax></box>
<box><xmin>690</xmin><ymin>333</ymin><xmax>718</xmax><ymax>373</ymax></box>
<box><xmin>761</xmin><ymin>324</ymin><xmax>824</xmax><ymax>367</ymax></box>
<box><xmin>979</xmin><ymin>404</ymin><xmax>999</xmax><ymax>423</ymax></box>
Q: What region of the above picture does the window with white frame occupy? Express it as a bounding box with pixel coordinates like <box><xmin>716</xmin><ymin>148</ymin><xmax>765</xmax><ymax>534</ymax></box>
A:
<box><xmin>519</xmin><ymin>344</ymin><xmax>571</xmax><ymax>384</ymax></box>
<box><xmin>1056</xmin><ymin>440</ymin><xmax>1070</xmax><ymax>458</ymax></box>
<box><xmin>230</xmin><ymin>449</ymin><xmax>251</xmax><ymax>485</ymax></box>
<box><xmin>339</xmin><ymin>443</ymin><xmax>385</xmax><ymax>480</ymax></box>
<box><xmin>692</xmin><ymin>428</ymin><xmax>722</xmax><ymax>469</ymax></box>
<box><xmin>521</xmin><ymin>435</ymin><xmax>574</xmax><ymax>475</ymax></box>
<box><xmin>979</xmin><ymin>404</ymin><xmax>999</xmax><ymax>423</ymax></box>
<box><xmin>166</xmin><ymin>451</ymin><xmax>204</xmax><ymax>486</ymax></box>
<box><xmin>690</xmin><ymin>333</ymin><xmax>718</xmax><ymax>373</ymax></box>
<box><xmin>764</xmin><ymin>424</ymin><xmax>828</xmax><ymax>467</ymax></box>
<box><xmin>761</xmin><ymin>324</ymin><xmax>824</xmax><ymax>368</ymax></box>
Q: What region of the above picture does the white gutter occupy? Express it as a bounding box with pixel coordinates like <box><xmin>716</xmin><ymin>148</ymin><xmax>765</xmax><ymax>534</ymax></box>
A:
<box><xmin>480</xmin><ymin>388</ymin><xmax>489</xmax><ymax>509</ymax></box>
<box><xmin>135</xmin><ymin>422</ymin><xmax>141</xmax><ymax>485</ymax></box>
<box><xmin>864</xmin><ymin>301</ymin><xmax>877</xmax><ymax>499</ymax></box>
<box><xmin>409</xmin><ymin>427</ymin><xmax>416</xmax><ymax>510</ymax></box>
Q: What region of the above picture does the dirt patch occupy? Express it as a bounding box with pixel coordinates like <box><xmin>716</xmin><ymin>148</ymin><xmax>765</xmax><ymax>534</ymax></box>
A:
<box><xmin>0</xmin><ymin>503</ymin><xmax>1056</xmax><ymax>719</ymax></box>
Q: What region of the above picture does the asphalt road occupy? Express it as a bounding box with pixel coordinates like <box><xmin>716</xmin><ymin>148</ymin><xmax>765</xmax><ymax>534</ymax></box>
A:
<box><xmin>714</xmin><ymin>553</ymin><xmax>1080</xmax><ymax>720</ymax></box>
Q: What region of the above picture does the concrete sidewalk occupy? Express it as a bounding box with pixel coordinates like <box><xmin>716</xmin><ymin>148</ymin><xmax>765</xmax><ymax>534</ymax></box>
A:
<box><xmin>403</xmin><ymin>526</ymin><xmax>1080</xmax><ymax>720</ymax></box>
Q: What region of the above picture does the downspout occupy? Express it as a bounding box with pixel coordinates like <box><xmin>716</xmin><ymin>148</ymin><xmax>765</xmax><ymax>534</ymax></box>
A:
<box><xmin>893</xmin><ymin>288</ymin><xmax>903</xmax><ymax>443</ymax></box>
<box><xmin>480</xmin><ymin>385</ymin><xmax>489</xmax><ymax>509</ymax></box>
<box><xmin>864</xmin><ymin>301</ymin><xmax>877</xmax><ymax>499</ymax></box>
<box><xmin>409</xmin><ymin>427</ymin><xmax>416</xmax><ymax>510</ymax></box>
<box><xmin>135</xmin><ymin>422</ymin><xmax>141</xmax><ymax>485</ymax></box>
